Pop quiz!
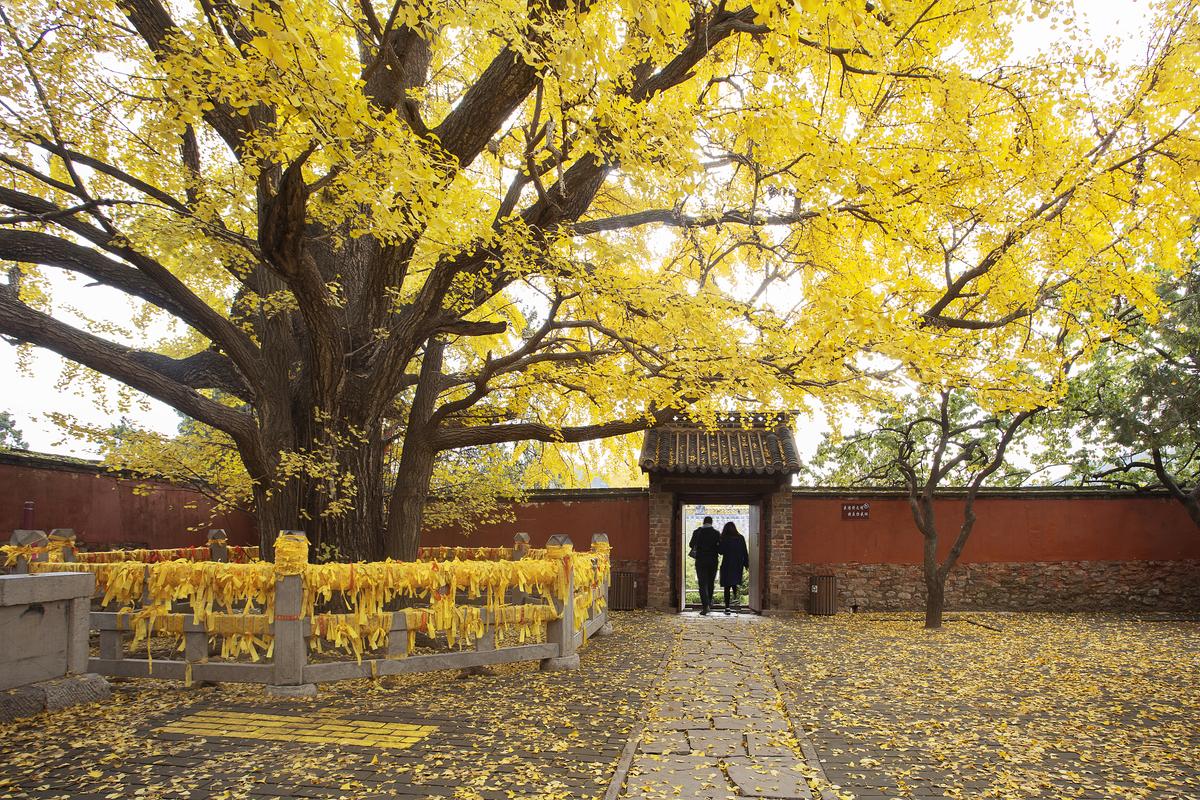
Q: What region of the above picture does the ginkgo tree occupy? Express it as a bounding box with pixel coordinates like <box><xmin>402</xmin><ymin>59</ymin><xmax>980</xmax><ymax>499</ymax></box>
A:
<box><xmin>808</xmin><ymin>386</ymin><xmax>1044</xmax><ymax>628</ymax></box>
<box><xmin>1</xmin><ymin>0</ymin><xmax>1197</xmax><ymax>557</ymax></box>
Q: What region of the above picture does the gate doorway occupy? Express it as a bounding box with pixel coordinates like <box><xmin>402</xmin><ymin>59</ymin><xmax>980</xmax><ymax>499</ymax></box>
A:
<box><xmin>640</xmin><ymin>412</ymin><xmax>799</xmax><ymax>611</ymax></box>
<box><xmin>679</xmin><ymin>502</ymin><xmax>761</xmax><ymax>613</ymax></box>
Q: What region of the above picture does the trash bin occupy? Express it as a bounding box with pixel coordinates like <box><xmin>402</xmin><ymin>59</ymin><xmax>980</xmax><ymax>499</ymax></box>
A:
<box><xmin>808</xmin><ymin>575</ymin><xmax>837</xmax><ymax>615</ymax></box>
<box><xmin>609</xmin><ymin>571</ymin><xmax>639</xmax><ymax>610</ymax></box>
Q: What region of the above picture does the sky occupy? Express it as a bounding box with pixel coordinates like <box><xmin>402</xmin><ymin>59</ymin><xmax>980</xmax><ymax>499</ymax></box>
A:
<box><xmin>0</xmin><ymin>0</ymin><xmax>1155</xmax><ymax>465</ymax></box>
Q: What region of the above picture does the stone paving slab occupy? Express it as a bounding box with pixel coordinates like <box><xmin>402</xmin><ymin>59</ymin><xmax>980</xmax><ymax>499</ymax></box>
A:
<box><xmin>687</xmin><ymin>729</ymin><xmax>746</xmax><ymax>757</ymax></box>
<box><xmin>726</xmin><ymin>757</ymin><xmax>813</xmax><ymax>799</ymax></box>
<box><xmin>745</xmin><ymin>733</ymin><xmax>796</xmax><ymax>758</ymax></box>
<box><xmin>617</xmin><ymin>615</ymin><xmax>821</xmax><ymax>800</ymax></box>
<box><xmin>639</xmin><ymin>730</ymin><xmax>690</xmax><ymax>755</ymax></box>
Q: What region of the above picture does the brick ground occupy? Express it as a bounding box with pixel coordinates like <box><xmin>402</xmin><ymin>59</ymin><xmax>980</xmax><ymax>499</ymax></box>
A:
<box><xmin>7</xmin><ymin>612</ymin><xmax>1195</xmax><ymax>800</ymax></box>
<box><xmin>0</xmin><ymin>611</ymin><xmax>677</xmax><ymax>800</ymax></box>
<box><xmin>762</xmin><ymin>613</ymin><xmax>1200</xmax><ymax>800</ymax></box>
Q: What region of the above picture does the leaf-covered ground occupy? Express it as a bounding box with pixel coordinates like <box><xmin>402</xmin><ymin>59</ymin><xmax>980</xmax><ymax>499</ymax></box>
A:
<box><xmin>763</xmin><ymin>613</ymin><xmax>1200</xmax><ymax>800</ymax></box>
<box><xmin>4</xmin><ymin>612</ymin><xmax>1197</xmax><ymax>800</ymax></box>
<box><xmin>0</xmin><ymin>611</ymin><xmax>676</xmax><ymax>800</ymax></box>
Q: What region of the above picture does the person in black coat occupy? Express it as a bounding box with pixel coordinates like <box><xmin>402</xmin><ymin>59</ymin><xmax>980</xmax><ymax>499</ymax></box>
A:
<box><xmin>717</xmin><ymin>521</ymin><xmax>749</xmax><ymax>614</ymax></box>
<box><xmin>688</xmin><ymin>516</ymin><xmax>721</xmax><ymax>614</ymax></box>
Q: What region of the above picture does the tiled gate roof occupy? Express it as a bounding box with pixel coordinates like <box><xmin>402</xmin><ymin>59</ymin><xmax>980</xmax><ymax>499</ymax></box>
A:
<box><xmin>638</xmin><ymin>413</ymin><xmax>801</xmax><ymax>476</ymax></box>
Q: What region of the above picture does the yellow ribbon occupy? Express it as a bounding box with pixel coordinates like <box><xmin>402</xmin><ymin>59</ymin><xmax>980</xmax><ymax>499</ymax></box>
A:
<box><xmin>274</xmin><ymin>533</ymin><xmax>309</xmax><ymax>576</ymax></box>
<box><xmin>22</xmin><ymin>537</ymin><xmax>612</xmax><ymax>667</ymax></box>
<box><xmin>1</xmin><ymin>544</ymin><xmax>44</xmax><ymax>567</ymax></box>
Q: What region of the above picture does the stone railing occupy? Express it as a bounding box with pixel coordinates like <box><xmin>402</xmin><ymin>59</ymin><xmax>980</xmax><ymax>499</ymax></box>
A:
<box><xmin>17</xmin><ymin>531</ymin><xmax>610</xmax><ymax>696</ymax></box>
<box><xmin>2</xmin><ymin>529</ymin><xmax>258</xmax><ymax>569</ymax></box>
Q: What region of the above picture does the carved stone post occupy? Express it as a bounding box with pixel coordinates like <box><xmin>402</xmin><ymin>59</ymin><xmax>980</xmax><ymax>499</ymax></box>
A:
<box><xmin>50</xmin><ymin>529</ymin><xmax>76</xmax><ymax>562</ymax></box>
<box><xmin>65</xmin><ymin>572</ymin><xmax>94</xmax><ymax>675</ymax></box>
<box><xmin>266</xmin><ymin>531</ymin><xmax>316</xmax><ymax>697</ymax></box>
<box><xmin>508</xmin><ymin>532</ymin><xmax>531</xmax><ymax>605</ymax></box>
<box><xmin>512</xmin><ymin>531</ymin><xmax>530</xmax><ymax>560</ymax></box>
<box><xmin>591</xmin><ymin>532</ymin><xmax>614</xmax><ymax>638</ymax></box>
<box><xmin>540</xmin><ymin>533</ymin><xmax>579</xmax><ymax>671</ymax></box>
<box><xmin>207</xmin><ymin>529</ymin><xmax>229</xmax><ymax>563</ymax></box>
<box><xmin>10</xmin><ymin>530</ymin><xmax>48</xmax><ymax>574</ymax></box>
<box><xmin>460</xmin><ymin>613</ymin><xmax>499</xmax><ymax>677</ymax></box>
<box><xmin>386</xmin><ymin>613</ymin><xmax>410</xmax><ymax>659</ymax></box>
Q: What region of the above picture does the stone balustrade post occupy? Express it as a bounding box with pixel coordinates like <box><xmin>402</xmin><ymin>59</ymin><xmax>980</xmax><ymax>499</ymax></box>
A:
<box><xmin>267</xmin><ymin>530</ymin><xmax>315</xmax><ymax>697</ymax></box>
<box><xmin>386</xmin><ymin>613</ymin><xmax>410</xmax><ymax>659</ymax></box>
<box><xmin>49</xmin><ymin>529</ymin><xmax>76</xmax><ymax>562</ymax></box>
<box><xmin>512</xmin><ymin>532</ymin><xmax>530</xmax><ymax>560</ymax></box>
<box><xmin>461</xmin><ymin>612</ymin><xmax>499</xmax><ymax>677</ymax></box>
<box><xmin>540</xmin><ymin>533</ymin><xmax>579</xmax><ymax>671</ymax></box>
<box><xmin>207</xmin><ymin>529</ymin><xmax>229</xmax><ymax>563</ymax></box>
<box><xmin>10</xmin><ymin>530</ymin><xmax>48</xmax><ymax>574</ymax></box>
<box><xmin>591</xmin><ymin>532</ymin><xmax>614</xmax><ymax>637</ymax></box>
<box><xmin>508</xmin><ymin>532</ymin><xmax>531</xmax><ymax>605</ymax></box>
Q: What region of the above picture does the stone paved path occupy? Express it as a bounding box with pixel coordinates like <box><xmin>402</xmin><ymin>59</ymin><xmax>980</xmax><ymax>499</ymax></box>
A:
<box><xmin>620</xmin><ymin>614</ymin><xmax>815</xmax><ymax>800</ymax></box>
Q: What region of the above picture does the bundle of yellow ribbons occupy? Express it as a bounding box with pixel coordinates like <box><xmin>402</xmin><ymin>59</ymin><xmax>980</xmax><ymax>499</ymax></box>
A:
<box><xmin>24</xmin><ymin>538</ymin><xmax>607</xmax><ymax>665</ymax></box>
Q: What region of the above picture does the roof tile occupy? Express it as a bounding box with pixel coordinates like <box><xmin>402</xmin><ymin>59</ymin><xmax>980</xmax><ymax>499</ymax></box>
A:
<box><xmin>638</xmin><ymin>413</ymin><xmax>800</xmax><ymax>476</ymax></box>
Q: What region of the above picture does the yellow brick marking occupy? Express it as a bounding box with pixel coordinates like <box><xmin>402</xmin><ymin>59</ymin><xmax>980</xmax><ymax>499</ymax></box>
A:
<box><xmin>154</xmin><ymin>710</ymin><xmax>436</xmax><ymax>749</ymax></box>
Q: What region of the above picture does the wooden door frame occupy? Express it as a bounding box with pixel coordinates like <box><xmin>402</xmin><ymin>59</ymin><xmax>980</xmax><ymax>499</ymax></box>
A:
<box><xmin>748</xmin><ymin>502</ymin><xmax>763</xmax><ymax>613</ymax></box>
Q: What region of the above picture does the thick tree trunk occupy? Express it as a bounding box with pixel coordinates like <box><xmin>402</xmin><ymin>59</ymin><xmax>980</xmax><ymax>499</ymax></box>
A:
<box><xmin>251</xmin><ymin>481</ymin><xmax>302</xmax><ymax>557</ymax></box>
<box><xmin>241</xmin><ymin>388</ymin><xmax>390</xmax><ymax>561</ymax></box>
<box><xmin>383</xmin><ymin>337</ymin><xmax>445</xmax><ymax>560</ymax></box>
<box><xmin>1148</xmin><ymin>449</ymin><xmax>1200</xmax><ymax>529</ymax></box>
<box><xmin>385</xmin><ymin>432</ymin><xmax>436</xmax><ymax>560</ymax></box>
<box><xmin>921</xmin><ymin>528</ymin><xmax>945</xmax><ymax>630</ymax></box>
<box><xmin>1184</xmin><ymin>497</ymin><xmax>1200</xmax><ymax>529</ymax></box>
<box><xmin>308</xmin><ymin>432</ymin><xmax>389</xmax><ymax>562</ymax></box>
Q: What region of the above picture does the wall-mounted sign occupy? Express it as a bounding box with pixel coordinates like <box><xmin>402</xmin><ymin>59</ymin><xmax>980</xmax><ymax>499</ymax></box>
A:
<box><xmin>841</xmin><ymin>502</ymin><xmax>870</xmax><ymax>520</ymax></box>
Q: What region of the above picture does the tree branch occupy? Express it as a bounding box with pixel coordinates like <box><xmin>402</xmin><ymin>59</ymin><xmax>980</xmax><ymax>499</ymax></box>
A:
<box><xmin>430</xmin><ymin>0</ymin><xmax>596</xmax><ymax>170</ymax></box>
<box><xmin>435</xmin><ymin>319</ymin><xmax>508</xmax><ymax>338</ymax></box>
<box><xmin>0</xmin><ymin>227</ymin><xmax>262</xmax><ymax>386</ymax></box>
<box><xmin>0</xmin><ymin>292</ymin><xmax>255</xmax><ymax>441</ymax></box>
<box><xmin>571</xmin><ymin>207</ymin><xmax>819</xmax><ymax>236</ymax></box>
<box><xmin>128</xmin><ymin>348</ymin><xmax>253</xmax><ymax>401</ymax></box>
<box><xmin>117</xmin><ymin>0</ymin><xmax>251</xmax><ymax>155</ymax></box>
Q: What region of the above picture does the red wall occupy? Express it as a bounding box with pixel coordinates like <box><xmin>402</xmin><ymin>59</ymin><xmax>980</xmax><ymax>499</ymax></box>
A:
<box><xmin>793</xmin><ymin>494</ymin><xmax>1200</xmax><ymax>564</ymax></box>
<box><xmin>0</xmin><ymin>459</ymin><xmax>257</xmax><ymax>548</ymax></box>
<box><xmin>7</xmin><ymin>450</ymin><xmax>1196</xmax><ymax>569</ymax></box>
<box><xmin>424</xmin><ymin>489</ymin><xmax>1199</xmax><ymax>567</ymax></box>
<box><xmin>422</xmin><ymin>492</ymin><xmax>649</xmax><ymax>563</ymax></box>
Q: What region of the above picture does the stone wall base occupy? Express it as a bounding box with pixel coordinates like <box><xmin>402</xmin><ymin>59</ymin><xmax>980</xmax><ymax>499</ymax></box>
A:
<box><xmin>777</xmin><ymin>560</ymin><xmax>1200</xmax><ymax>612</ymax></box>
<box><xmin>0</xmin><ymin>673</ymin><xmax>110</xmax><ymax>722</ymax></box>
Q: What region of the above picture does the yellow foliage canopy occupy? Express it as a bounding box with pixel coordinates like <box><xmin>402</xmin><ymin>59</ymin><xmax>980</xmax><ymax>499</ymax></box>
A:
<box><xmin>0</xmin><ymin>0</ymin><xmax>1197</xmax><ymax>552</ymax></box>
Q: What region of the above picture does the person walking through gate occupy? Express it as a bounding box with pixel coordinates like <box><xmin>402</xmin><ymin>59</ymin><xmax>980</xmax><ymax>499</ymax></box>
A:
<box><xmin>689</xmin><ymin>516</ymin><xmax>721</xmax><ymax>615</ymax></box>
<box><xmin>717</xmin><ymin>521</ymin><xmax>749</xmax><ymax>614</ymax></box>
